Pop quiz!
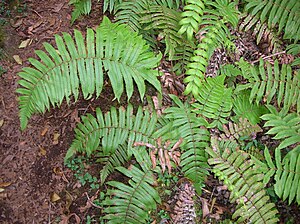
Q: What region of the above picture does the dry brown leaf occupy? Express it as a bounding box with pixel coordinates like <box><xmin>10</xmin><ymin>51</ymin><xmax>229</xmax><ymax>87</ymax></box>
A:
<box><xmin>200</xmin><ymin>197</ymin><xmax>210</xmax><ymax>219</ymax></box>
<box><xmin>41</xmin><ymin>126</ymin><xmax>49</xmax><ymax>136</ymax></box>
<box><xmin>0</xmin><ymin>119</ymin><xmax>4</xmax><ymax>128</ymax></box>
<box><xmin>39</xmin><ymin>146</ymin><xmax>47</xmax><ymax>156</ymax></box>
<box><xmin>59</xmin><ymin>213</ymin><xmax>80</xmax><ymax>224</ymax></box>
<box><xmin>19</xmin><ymin>39</ymin><xmax>32</xmax><ymax>48</ymax></box>
<box><xmin>65</xmin><ymin>190</ymin><xmax>73</xmax><ymax>213</ymax></box>
<box><xmin>10</xmin><ymin>18</ymin><xmax>23</xmax><ymax>28</ymax></box>
<box><xmin>50</xmin><ymin>192</ymin><xmax>61</xmax><ymax>202</ymax></box>
<box><xmin>53</xmin><ymin>3</ymin><xmax>64</xmax><ymax>12</ymax></box>
<box><xmin>164</xmin><ymin>149</ymin><xmax>172</xmax><ymax>174</ymax></box>
<box><xmin>13</xmin><ymin>55</ymin><xmax>22</xmax><ymax>65</ymax></box>
<box><xmin>0</xmin><ymin>182</ymin><xmax>11</xmax><ymax>188</ymax></box>
<box><xmin>53</xmin><ymin>132</ymin><xmax>60</xmax><ymax>145</ymax></box>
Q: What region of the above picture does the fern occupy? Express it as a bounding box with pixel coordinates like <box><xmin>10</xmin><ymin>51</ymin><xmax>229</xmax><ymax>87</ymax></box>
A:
<box><xmin>206</xmin><ymin>137</ymin><xmax>279</xmax><ymax>224</ymax></box>
<box><xmin>261</xmin><ymin>105</ymin><xmax>300</xmax><ymax>150</ymax></box>
<box><xmin>244</xmin><ymin>0</ymin><xmax>300</xmax><ymax>42</ymax></box>
<box><xmin>274</xmin><ymin>147</ymin><xmax>300</xmax><ymax>205</ymax></box>
<box><xmin>16</xmin><ymin>17</ymin><xmax>162</xmax><ymax>130</ymax></box>
<box><xmin>66</xmin><ymin>104</ymin><xmax>157</xmax><ymax>157</ymax></box>
<box><xmin>260</xmin><ymin>146</ymin><xmax>300</xmax><ymax>205</ymax></box>
<box><xmin>103</xmin><ymin>165</ymin><xmax>161</xmax><ymax>223</ymax></box>
<box><xmin>232</xmin><ymin>90</ymin><xmax>268</xmax><ymax>125</ymax></box>
<box><xmin>69</xmin><ymin>0</ymin><xmax>92</xmax><ymax>23</ymax></box>
<box><xmin>178</xmin><ymin>0</ymin><xmax>206</xmax><ymax>40</ymax></box>
<box><xmin>163</xmin><ymin>94</ymin><xmax>210</xmax><ymax>194</ymax></box>
<box><xmin>183</xmin><ymin>0</ymin><xmax>239</xmax><ymax>95</ymax></box>
<box><xmin>103</xmin><ymin>0</ymin><xmax>123</xmax><ymax>13</ymax></box>
<box><xmin>239</xmin><ymin>13</ymin><xmax>283</xmax><ymax>54</ymax></box>
<box><xmin>192</xmin><ymin>75</ymin><xmax>233</xmax><ymax>129</ymax></box>
<box><xmin>287</xmin><ymin>43</ymin><xmax>300</xmax><ymax>67</ymax></box>
<box><xmin>235</xmin><ymin>59</ymin><xmax>300</xmax><ymax>113</ymax></box>
<box><xmin>97</xmin><ymin>144</ymin><xmax>129</xmax><ymax>185</ymax></box>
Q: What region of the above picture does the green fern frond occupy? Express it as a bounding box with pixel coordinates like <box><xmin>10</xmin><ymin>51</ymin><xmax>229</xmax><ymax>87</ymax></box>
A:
<box><xmin>274</xmin><ymin>146</ymin><xmax>300</xmax><ymax>205</ymax></box>
<box><xmin>17</xmin><ymin>16</ymin><xmax>162</xmax><ymax>130</ymax></box>
<box><xmin>232</xmin><ymin>90</ymin><xmax>268</xmax><ymax>125</ymax></box>
<box><xmin>235</xmin><ymin>59</ymin><xmax>300</xmax><ymax>113</ymax></box>
<box><xmin>239</xmin><ymin>13</ymin><xmax>283</xmax><ymax>53</ymax></box>
<box><xmin>192</xmin><ymin>75</ymin><xmax>233</xmax><ymax>129</ymax></box>
<box><xmin>103</xmin><ymin>165</ymin><xmax>161</xmax><ymax>223</ymax></box>
<box><xmin>65</xmin><ymin>104</ymin><xmax>158</xmax><ymax>161</ymax></box>
<box><xmin>287</xmin><ymin>43</ymin><xmax>300</xmax><ymax>66</ymax></box>
<box><xmin>163</xmin><ymin>94</ymin><xmax>210</xmax><ymax>194</ymax></box>
<box><xmin>97</xmin><ymin>144</ymin><xmax>129</xmax><ymax>184</ymax></box>
<box><xmin>261</xmin><ymin>105</ymin><xmax>300</xmax><ymax>150</ymax></box>
<box><xmin>69</xmin><ymin>0</ymin><xmax>92</xmax><ymax>23</ymax></box>
<box><xmin>206</xmin><ymin>137</ymin><xmax>279</xmax><ymax>224</ymax></box>
<box><xmin>103</xmin><ymin>0</ymin><xmax>122</xmax><ymax>13</ymax></box>
<box><xmin>183</xmin><ymin>0</ymin><xmax>238</xmax><ymax>95</ymax></box>
<box><xmin>244</xmin><ymin>0</ymin><xmax>300</xmax><ymax>42</ymax></box>
<box><xmin>178</xmin><ymin>0</ymin><xmax>206</xmax><ymax>40</ymax></box>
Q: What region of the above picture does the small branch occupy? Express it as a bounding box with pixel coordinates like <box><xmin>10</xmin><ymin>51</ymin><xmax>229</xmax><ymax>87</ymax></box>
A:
<box><xmin>251</xmin><ymin>51</ymin><xmax>286</xmax><ymax>64</ymax></box>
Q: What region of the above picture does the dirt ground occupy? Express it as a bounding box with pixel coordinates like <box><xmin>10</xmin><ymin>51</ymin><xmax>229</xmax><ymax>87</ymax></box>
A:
<box><xmin>0</xmin><ymin>0</ymin><xmax>110</xmax><ymax>223</ymax></box>
<box><xmin>1</xmin><ymin>0</ymin><xmax>300</xmax><ymax>223</ymax></box>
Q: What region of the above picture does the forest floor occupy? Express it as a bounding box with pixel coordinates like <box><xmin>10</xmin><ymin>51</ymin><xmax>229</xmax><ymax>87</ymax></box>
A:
<box><xmin>0</xmin><ymin>0</ymin><xmax>299</xmax><ymax>223</ymax></box>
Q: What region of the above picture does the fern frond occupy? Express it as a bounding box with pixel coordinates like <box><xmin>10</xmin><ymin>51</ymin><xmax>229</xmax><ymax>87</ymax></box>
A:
<box><xmin>235</xmin><ymin>59</ymin><xmax>300</xmax><ymax>113</ymax></box>
<box><xmin>206</xmin><ymin>137</ymin><xmax>279</xmax><ymax>223</ymax></box>
<box><xmin>261</xmin><ymin>105</ymin><xmax>300</xmax><ymax>150</ymax></box>
<box><xmin>69</xmin><ymin>0</ymin><xmax>92</xmax><ymax>23</ymax></box>
<box><xmin>178</xmin><ymin>0</ymin><xmax>206</xmax><ymax>40</ymax></box>
<box><xmin>103</xmin><ymin>0</ymin><xmax>122</xmax><ymax>13</ymax></box>
<box><xmin>162</xmin><ymin>94</ymin><xmax>210</xmax><ymax>194</ymax></box>
<box><xmin>287</xmin><ymin>43</ymin><xmax>300</xmax><ymax>66</ymax></box>
<box><xmin>232</xmin><ymin>90</ymin><xmax>268</xmax><ymax>124</ymax></box>
<box><xmin>192</xmin><ymin>75</ymin><xmax>233</xmax><ymax>129</ymax></box>
<box><xmin>97</xmin><ymin>144</ymin><xmax>129</xmax><ymax>184</ymax></box>
<box><xmin>183</xmin><ymin>0</ymin><xmax>238</xmax><ymax>95</ymax></box>
<box><xmin>239</xmin><ymin>13</ymin><xmax>283</xmax><ymax>54</ymax></box>
<box><xmin>65</xmin><ymin>105</ymin><xmax>158</xmax><ymax>161</ymax></box>
<box><xmin>17</xmin><ymin>16</ymin><xmax>162</xmax><ymax>130</ymax></box>
<box><xmin>103</xmin><ymin>165</ymin><xmax>161</xmax><ymax>223</ymax></box>
<box><xmin>244</xmin><ymin>0</ymin><xmax>300</xmax><ymax>42</ymax></box>
<box><xmin>274</xmin><ymin>146</ymin><xmax>300</xmax><ymax>205</ymax></box>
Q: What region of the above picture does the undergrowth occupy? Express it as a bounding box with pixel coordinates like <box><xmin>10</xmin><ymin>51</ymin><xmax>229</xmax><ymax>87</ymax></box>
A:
<box><xmin>17</xmin><ymin>0</ymin><xmax>299</xmax><ymax>223</ymax></box>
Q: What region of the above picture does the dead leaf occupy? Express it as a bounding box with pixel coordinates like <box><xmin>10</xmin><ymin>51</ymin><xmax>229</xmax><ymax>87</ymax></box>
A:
<box><xmin>19</xmin><ymin>39</ymin><xmax>32</xmax><ymax>48</ymax></box>
<box><xmin>0</xmin><ymin>119</ymin><xmax>4</xmax><ymax>128</ymax></box>
<box><xmin>0</xmin><ymin>188</ymin><xmax>4</xmax><ymax>193</ymax></box>
<box><xmin>10</xmin><ymin>18</ymin><xmax>23</xmax><ymax>28</ymax></box>
<box><xmin>50</xmin><ymin>192</ymin><xmax>61</xmax><ymax>202</ymax></box>
<box><xmin>59</xmin><ymin>213</ymin><xmax>80</xmax><ymax>224</ymax></box>
<box><xmin>53</xmin><ymin>132</ymin><xmax>60</xmax><ymax>145</ymax></box>
<box><xmin>200</xmin><ymin>197</ymin><xmax>210</xmax><ymax>219</ymax></box>
<box><xmin>41</xmin><ymin>126</ymin><xmax>49</xmax><ymax>136</ymax></box>
<box><xmin>65</xmin><ymin>190</ymin><xmax>73</xmax><ymax>212</ymax></box>
<box><xmin>53</xmin><ymin>3</ymin><xmax>64</xmax><ymax>12</ymax></box>
<box><xmin>28</xmin><ymin>19</ymin><xmax>44</xmax><ymax>33</ymax></box>
<box><xmin>39</xmin><ymin>146</ymin><xmax>47</xmax><ymax>156</ymax></box>
<box><xmin>0</xmin><ymin>182</ymin><xmax>12</xmax><ymax>188</ymax></box>
<box><xmin>13</xmin><ymin>55</ymin><xmax>22</xmax><ymax>65</ymax></box>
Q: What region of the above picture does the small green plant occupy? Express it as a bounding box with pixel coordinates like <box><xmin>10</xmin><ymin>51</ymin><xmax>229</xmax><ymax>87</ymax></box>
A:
<box><xmin>0</xmin><ymin>65</ymin><xmax>6</xmax><ymax>76</ymax></box>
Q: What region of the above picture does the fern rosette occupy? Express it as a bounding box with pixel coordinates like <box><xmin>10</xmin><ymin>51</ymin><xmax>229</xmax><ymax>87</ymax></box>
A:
<box><xmin>17</xmin><ymin>16</ymin><xmax>162</xmax><ymax>130</ymax></box>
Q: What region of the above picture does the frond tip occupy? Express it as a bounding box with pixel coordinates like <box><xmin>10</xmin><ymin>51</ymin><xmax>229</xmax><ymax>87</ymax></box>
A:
<box><xmin>17</xmin><ymin>16</ymin><xmax>162</xmax><ymax>130</ymax></box>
